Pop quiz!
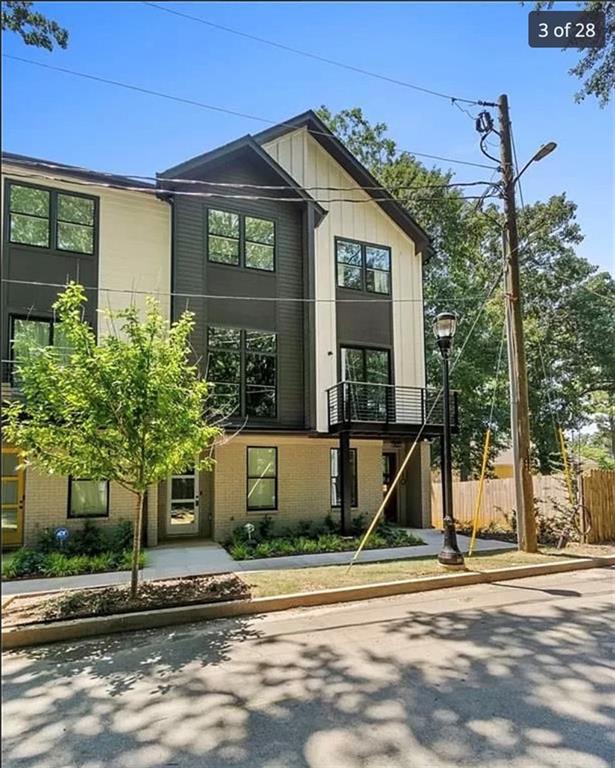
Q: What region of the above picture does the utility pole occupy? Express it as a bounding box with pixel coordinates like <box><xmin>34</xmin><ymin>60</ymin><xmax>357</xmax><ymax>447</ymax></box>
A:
<box><xmin>497</xmin><ymin>93</ymin><xmax>538</xmax><ymax>553</ymax></box>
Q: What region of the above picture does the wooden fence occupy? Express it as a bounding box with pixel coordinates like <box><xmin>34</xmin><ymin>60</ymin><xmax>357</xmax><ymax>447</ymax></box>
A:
<box><xmin>582</xmin><ymin>470</ymin><xmax>615</xmax><ymax>543</ymax></box>
<box><xmin>430</xmin><ymin>474</ymin><xmax>568</xmax><ymax>528</ymax></box>
<box><xmin>431</xmin><ymin>469</ymin><xmax>615</xmax><ymax>543</ymax></box>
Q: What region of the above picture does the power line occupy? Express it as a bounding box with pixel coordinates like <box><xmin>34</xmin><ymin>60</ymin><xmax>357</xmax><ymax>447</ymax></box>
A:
<box><xmin>1</xmin><ymin>278</ymin><xmax>498</xmax><ymax>305</ymax></box>
<box><xmin>143</xmin><ymin>1</ymin><xmax>490</xmax><ymax>107</ymax></box>
<box><xmin>6</xmin><ymin>169</ymin><xmax>500</xmax><ymax>204</ymax></box>
<box><xmin>4</xmin><ymin>155</ymin><xmax>497</xmax><ymax>194</ymax></box>
<box><xmin>3</xmin><ymin>54</ymin><xmax>497</xmax><ymax>171</ymax></box>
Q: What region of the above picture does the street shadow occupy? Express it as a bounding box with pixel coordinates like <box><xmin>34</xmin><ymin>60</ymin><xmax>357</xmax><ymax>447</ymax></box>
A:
<box><xmin>2</xmin><ymin>587</ymin><xmax>614</xmax><ymax>768</ymax></box>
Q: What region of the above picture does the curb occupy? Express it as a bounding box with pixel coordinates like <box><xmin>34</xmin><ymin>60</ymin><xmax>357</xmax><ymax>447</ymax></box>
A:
<box><xmin>3</xmin><ymin>556</ymin><xmax>614</xmax><ymax>650</ymax></box>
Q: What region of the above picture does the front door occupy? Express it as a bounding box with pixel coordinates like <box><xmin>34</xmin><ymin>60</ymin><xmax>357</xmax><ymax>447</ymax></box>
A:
<box><xmin>382</xmin><ymin>452</ymin><xmax>398</xmax><ymax>523</ymax></box>
<box><xmin>167</xmin><ymin>468</ymin><xmax>199</xmax><ymax>536</ymax></box>
<box><xmin>1</xmin><ymin>447</ymin><xmax>24</xmax><ymax>548</ymax></box>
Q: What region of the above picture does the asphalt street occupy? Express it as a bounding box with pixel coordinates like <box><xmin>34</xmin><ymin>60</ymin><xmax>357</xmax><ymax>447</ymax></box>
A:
<box><xmin>2</xmin><ymin>568</ymin><xmax>614</xmax><ymax>768</ymax></box>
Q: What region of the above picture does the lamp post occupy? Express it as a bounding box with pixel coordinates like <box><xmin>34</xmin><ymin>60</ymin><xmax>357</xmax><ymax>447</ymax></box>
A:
<box><xmin>433</xmin><ymin>312</ymin><xmax>464</xmax><ymax>567</ymax></box>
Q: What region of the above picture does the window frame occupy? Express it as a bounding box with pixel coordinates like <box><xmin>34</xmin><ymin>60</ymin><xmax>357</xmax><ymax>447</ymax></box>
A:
<box><xmin>330</xmin><ymin>447</ymin><xmax>358</xmax><ymax>508</ymax></box>
<box><xmin>8</xmin><ymin>314</ymin><xmax>53</xmax><ymax>386</ymax></box>
<box><xmin>339</xmin><ymin>344</ymin><xmax>393</xmax><ymax>385</ymax></box>
<box><xmin>246</xmin><ymin>446</ymin><xmax>278</xmax><ymax>512</ymax></box>
<box><xmin>335</xmin><ymin>236</ymin><xmax>391</xmax><ymax>295</ymax></box>
<box><xmin>207</xmin><ymin>325</ymin><xmax>278</xmax><ymax>420</ymax></box>
<box><xmin>206</xmin><ymin>205</ymin><xmax>276</xmax><ymax>273</ymax></box>
<box><xmin>4</xmin><ymin>179</ymin><xmax>99</xmax><ymax>257</ymax></box>
<box><xmin>67</xmin><ymin>477</ymin><xmax>110</xmax><ymax>519</ymax></box>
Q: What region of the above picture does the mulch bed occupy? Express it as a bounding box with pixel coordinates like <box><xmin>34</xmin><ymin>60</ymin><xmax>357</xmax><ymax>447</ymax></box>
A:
<box><xmin>3</xmin><ymin>574</ymin><xmax>251</xmax><ymax>628</ymax></box>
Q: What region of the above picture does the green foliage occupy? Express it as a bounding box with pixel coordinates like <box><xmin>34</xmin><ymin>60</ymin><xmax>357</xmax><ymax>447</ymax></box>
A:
<box><xmin>535</xmin><ymin>1</ymin><xmax>615</xmax><ymax>106</ymax></box>
<box><xmin>4</xmin><ymin>283</ymin><xmax>221</xmax><ymax>597</ymax></box>
<box><xmin>2</xmin><ymin>546</ymin><xmax>146</xmax><ymax>580</ymax></box>
<box><xmin>2</xmin><ymin>549</ymin><xmax>46</xmax><ymax>579</ymax></box>
<box><xmin>224</xmin><ymin>514</ymin><xmax>424</xmax><ymax>560</ymax></box>
<box><xmin>36</xmin><ymin>520</ymin><xmax>133</xmax><ymax>557</ymax></box>
<box><xmin>318</xmin><ymin>106</ymin><xmax>615</xmax><ymax>477</ymax></box>
<box><xmin>1</xmin><ymin>1</ymin><xmax>68</xmax><ymax>50</ymax></box>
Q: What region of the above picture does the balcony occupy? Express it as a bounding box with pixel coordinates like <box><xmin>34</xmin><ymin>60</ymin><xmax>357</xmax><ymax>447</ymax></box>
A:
<box><xmin>326</xmin><ymin>380</ymin><xmax>459</xmax><ymax>436</ymax></box>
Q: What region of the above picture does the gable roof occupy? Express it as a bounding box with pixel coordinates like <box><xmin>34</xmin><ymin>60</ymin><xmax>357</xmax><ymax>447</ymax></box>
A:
<box><xmin>1</xmin><ymin>152</ymin><xmax>155</xmax><ymax>190</ymax></box>
<box><xmin>253</xmin><ymin>110</ymin><xmax>433</xmax><ymax>255</ymax></box>
<box><xmin>158</xmin><ymin>135</ymin><xmax>327</xmax><ymax>224</ymax></box>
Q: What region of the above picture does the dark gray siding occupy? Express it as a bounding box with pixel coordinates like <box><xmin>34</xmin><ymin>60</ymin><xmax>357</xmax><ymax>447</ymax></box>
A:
<box><xmin>1</xmin><ymin>179</ymin><xmax>99</xmax><ymax>381</ymax></box>
<box><xmin>172</xmin><ymin>150</ymin><xmax>307</xmax><ymax>429</ymax></box>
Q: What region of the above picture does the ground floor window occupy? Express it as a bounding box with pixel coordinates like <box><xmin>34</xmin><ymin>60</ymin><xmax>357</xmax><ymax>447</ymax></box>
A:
<box><xmin>330</xmin><ymin>447</ymin><xmax>358</xmax><ymax>507</ymax></box>
<box><xmin>247</xmin><ymin>447</ymin><xmax>277</xmax><ymax>511</ymax></box>
<box><xmin>68</xmin><ymin>478</ymin><xmax>109</xmax><ymax>518</ymax></box>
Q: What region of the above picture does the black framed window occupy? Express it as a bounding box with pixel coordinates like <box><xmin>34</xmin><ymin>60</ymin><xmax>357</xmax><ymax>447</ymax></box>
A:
<box><xmin>330</xmin><ymin>448</ymin><xmax>358</xmax><ymax>507</ymax></box>
<box><xmin>207</xmin><ymin>208</ymin><xmax>275</xmax><ymax>272</ymax></box>
<box><xmin>9</xmin><ymin>315</ymin><xmax>73</xmax><ymax>384</ymax></box>
<box><xmin>57</xmin><ymin>193</ymin><xmax>95</xmax><ymax>254</ymax></box>
<box><xmin>336</xmin><ymin>238</ymin><xmax>391</xmax><ymax>294</ymax></box>
<box><xmin>6</xmin><ymin>182</ymin><xmax>97</xmax><ymax>255</ymax></box>
<box><xmin>207</xmin><ymin>326</ymin><xmax>277</xmax><ymax>418</ymax></box>
<box><xmin>247</xmin><ymin>447</ymin><xmax>277</xmax><ymax>511</ymax></box>
<box><xmin>68</xmin><ymin>478</ymin><xmax>109</xmax><ymax>518</ymax></box>
<box><xmin>9</xmin><ymin>184</ymin><xmax>50</xmax><ymax>247</ymax></box>
<box><xmin>341</xmin><ymin>346</ymin><xmax>391</xmax><ymax>384</ymax></box>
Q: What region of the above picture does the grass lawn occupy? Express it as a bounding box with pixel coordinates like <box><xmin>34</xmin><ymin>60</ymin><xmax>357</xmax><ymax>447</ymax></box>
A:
<box><xmin>243</xmin><ymin>549</ymin><xmax>596</xmax><ymax>597</ymax></box>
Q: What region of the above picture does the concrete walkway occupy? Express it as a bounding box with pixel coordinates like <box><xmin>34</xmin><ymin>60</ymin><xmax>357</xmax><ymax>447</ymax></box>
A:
<box><xmin>1</xmin><ymin>529</ymin><xmax>515</xmax><ymax>596</ymax></box>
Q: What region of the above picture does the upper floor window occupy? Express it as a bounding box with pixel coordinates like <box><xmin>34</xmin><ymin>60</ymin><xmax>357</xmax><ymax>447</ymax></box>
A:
<box><xmin>9</xmin><ymin>315</ymin><xmax>72</xmax><ymax>385</ymax></box>
<box><xmin>7</xmin><ymin>183</ymin><xmax>96</xmax><ymax>255</ymax></box>
<box><xmin>336</xmin><ymin>238</ymin><xmax>391</xmax><ymax>294</ymax></box>
<box><xmin>207</xmin><ymin>326</ymin><xmax>277</xmax><ymax>419</ymax></box>
<box><xmin>207</xmin><ymin>208</ymin><xmax>275</xmax><ymax>272</ymax></box>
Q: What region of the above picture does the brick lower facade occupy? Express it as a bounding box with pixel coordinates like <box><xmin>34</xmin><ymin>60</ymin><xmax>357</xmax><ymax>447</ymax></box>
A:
<box><xmin>211</xmin><ymin>434</ymin><xmax>384</xmax><ymax>543</ymax></box>
<box><xmin>4</xmin><ymin>434</ymin><xmax>430</xmax><ymax>549</ymax></box>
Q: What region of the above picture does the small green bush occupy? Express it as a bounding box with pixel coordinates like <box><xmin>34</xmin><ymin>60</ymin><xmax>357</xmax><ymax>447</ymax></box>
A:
<box><xmin>2</xmin><ymin>549</ymin><xmax>46</xmax><ymax>579</ymax></box>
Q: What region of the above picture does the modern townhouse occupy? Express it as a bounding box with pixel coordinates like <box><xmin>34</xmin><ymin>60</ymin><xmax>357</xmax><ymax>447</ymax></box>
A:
<box><xmin>1</xmin><ymin>110</ymin><xmax>457</xmax><ymax>550</ymax></box>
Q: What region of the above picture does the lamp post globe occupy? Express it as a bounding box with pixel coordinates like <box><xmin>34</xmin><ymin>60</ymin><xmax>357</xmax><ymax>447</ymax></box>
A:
<box><xmin>434</xmin><ymin>311</ymin><xmax>464</xmax><ymax>567</ymax></box>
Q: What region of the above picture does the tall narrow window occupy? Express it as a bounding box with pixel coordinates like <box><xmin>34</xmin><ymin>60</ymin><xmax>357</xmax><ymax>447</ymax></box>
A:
<box><xmin>247</xmin><ymin>447</ymin><xmax>277</xmax><ymax>510</ymax></box>
<box><xmin>10</xmin><ymin>317</ymin><xmax>52</xmax><ymax>385</ymax></box>
<box><xmin>245</xmin><ymin>216</ymin><xmax>275</xmax><ymax>271</ymax></box>
<box><xmin>57</xmin><ymin>193</ymin><xmax>95</xmax><ymax>254</ymax></box>
<box><xmin>68</xmin><ymin>478</ymin><xmax>109</xmax><ymax>518</ymax></box>
<box><xmin>207</xmin><ymin>326</ymin><xmax>241</xmax><ymax>416</ymax></box>
<box><xmin>9</xmin><ymin>184</ymin><xmax>50</xmax><ymax>247</ymax></box>
<box><xmin>207</xmin><ymin>326</ymin><xmax>277</xmax><ymax>419</ymax></box>
<box><xmin>245</xmin><ymin>331</ymin><xmax>276</xmax><ymax>417</ymax></box>
<box><xmin>336</xmin><ymin>238</ymin><xmax>391</xmax><ymax>294</ymax></box>
<box><xmin>207</xmin><ymin>208</ymin><xmax>275</xmax><ymax>271</ymax></box>
<box><xmin>330</xmin><ymin>448</ymin><xmax>358</xmax><ymax>507</ymax></box>
<box><xmin>208</xmin><ymin>209</ymin><xmax>240</xmax><ymax>265</ymax></box>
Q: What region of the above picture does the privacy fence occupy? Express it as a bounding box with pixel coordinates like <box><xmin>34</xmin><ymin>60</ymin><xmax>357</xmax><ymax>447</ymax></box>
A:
<box><xmin>431</xmin><ymin>469</ymin><xmax>615</xmax><ymax>543</ymax></box>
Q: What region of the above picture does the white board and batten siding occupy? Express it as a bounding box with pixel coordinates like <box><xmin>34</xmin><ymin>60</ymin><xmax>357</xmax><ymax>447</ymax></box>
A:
<box><xmin>263</xmin><ymin>129</ymin><xmax>426</xmax><ymax>433</ymax></box>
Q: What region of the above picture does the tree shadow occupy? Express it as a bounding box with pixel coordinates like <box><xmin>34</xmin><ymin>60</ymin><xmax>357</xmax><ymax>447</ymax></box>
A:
<box><xmin>3</xmin><ymin>586</ymin><xmax>614</xmax><ymax>768</ymax></box>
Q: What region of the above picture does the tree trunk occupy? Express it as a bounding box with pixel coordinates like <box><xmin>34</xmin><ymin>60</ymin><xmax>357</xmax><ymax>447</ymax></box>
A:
<box><xmin>130</xmin><ymin>490</ymin><xmax>145</xmax><ymax>600</ymax></box>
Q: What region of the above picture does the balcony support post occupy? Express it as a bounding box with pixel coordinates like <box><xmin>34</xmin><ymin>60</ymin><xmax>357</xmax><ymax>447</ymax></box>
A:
<box><xmin>339</xmin><ymin>430</ymin><xmax>353</xmax><ymax>536</ymax></box>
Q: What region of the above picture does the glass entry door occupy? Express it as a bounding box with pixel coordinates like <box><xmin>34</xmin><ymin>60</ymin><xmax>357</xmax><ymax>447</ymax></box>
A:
<box><xmin>167</xmin><ymin>468</ymin><xmax>199</xmax><ymax>536</ymax></box>
<box><xmin>1</xmin><ymin>448</ymin><xmax>24</xmax><ymax>548</ymax></box>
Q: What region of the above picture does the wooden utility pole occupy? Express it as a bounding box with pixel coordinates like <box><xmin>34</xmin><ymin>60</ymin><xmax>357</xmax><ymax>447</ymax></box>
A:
<box><xmin>498</xmin><ymin>93</ymin><xmax>538</xmax><ymax>553</ymax></box>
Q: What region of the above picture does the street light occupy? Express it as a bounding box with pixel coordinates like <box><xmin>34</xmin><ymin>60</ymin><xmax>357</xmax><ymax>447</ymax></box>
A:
<box><xmin>513</xmin><ymin>141</ymin><xmax>557</xmax><ymax>184</ymax></box>
<box><xmin>433</xmin><ymin>312</ymin><xmax>464</xmax><ymax>567</ymax></box>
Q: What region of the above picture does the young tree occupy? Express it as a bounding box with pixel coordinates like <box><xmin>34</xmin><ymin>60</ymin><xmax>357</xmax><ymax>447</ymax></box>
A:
<box><xmin>2</xmin><ymin>1</ymin><xmax>68</xmax><ymax>50</ymax></box>
<box><xmin>4</xmin><ymin>283</ymin><xmax>220</xmax><ymax>598</ymax></box>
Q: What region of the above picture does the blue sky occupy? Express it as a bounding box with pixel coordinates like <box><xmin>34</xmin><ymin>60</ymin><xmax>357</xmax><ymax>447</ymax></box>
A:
<box><xmin>2</xmin><ymin>1</ymin><xmax>613</xmax><ymax>273</ymax></box>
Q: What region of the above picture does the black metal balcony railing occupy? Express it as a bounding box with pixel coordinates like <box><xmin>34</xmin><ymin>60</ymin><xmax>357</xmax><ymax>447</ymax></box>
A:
<box><xmin>326</xmin><ymin>380</ymin><xmax>459</xmax><ymax>433</ymax></box>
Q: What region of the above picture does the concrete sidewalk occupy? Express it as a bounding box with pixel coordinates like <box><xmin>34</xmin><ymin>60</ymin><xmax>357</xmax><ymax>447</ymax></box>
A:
<box><xmin>1</xmin><ymin>529</ymin><xmax>515</xmax><ymax>596</ymax></box>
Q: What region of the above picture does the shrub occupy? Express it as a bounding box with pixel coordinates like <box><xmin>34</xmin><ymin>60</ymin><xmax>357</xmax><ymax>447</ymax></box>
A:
<box><xmin>257</xmin><ymin>514</ymin><xmax>275</xmax><ymax>540</ymax></box>
<box><xmin>69</xmin><ymin>520</ymin><xmax>107</xmax><ymax>556</ymax></box>
<box><xmin>2</xmin><ymin>549</ymin><xmax>46</xmax><ymax>579</ymax></box>
<box><xmin>107</xmin><ymin>520</ymin><xmax>133</xmax><ymax>553</ymax></box>
<box><xmin>229</xmin><ymin>541</ymin><xmax>251</xmax><ymax>560</ymax></box>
